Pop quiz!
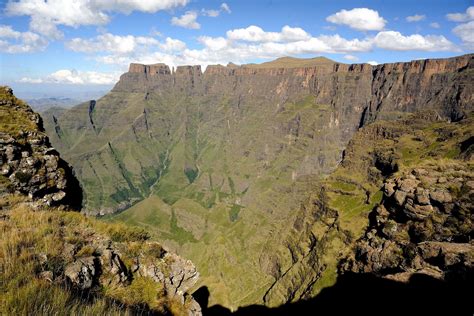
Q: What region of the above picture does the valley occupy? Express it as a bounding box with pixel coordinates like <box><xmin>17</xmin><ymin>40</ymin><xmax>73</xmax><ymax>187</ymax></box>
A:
<box><xmin>41</xmin><ymin>54</ymin><xmax>473</xmax><ymax>309</ymax></box>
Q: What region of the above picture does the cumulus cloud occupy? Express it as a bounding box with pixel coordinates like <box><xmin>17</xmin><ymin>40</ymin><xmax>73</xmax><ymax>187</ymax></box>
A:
<box><xmin>326</xmin><ymin>8</ymin><xmax>387</xmax><ymax>31</ymax></box>
<box><xmin>19</xmin><ymin>69</ymin><xmax>120</xmax><ymax>85</ymax></box>
<box><xmin>59</xmin><ymin>24</ymin><xmax>460</xmax><ymax>83</ymax></box>
<box><xmin>373</xmin><ymin>31</ymin><xmax>458</xmax><ymax>51</ymax></box>
<box><xmin>446</xmin><ymin>6</ymin><xmax>474</xmax><ymax>22</ymax></box>
<box><xmin>406</xmin><ymin>14</ymin><xmax>426</xmax><ymax>22</ymax></box>
<box><xmin>226</xmin><ymin>25</ymin><xmax>310</xmax><ymax>42</ymax></box>
<box><xmin>171</xmin><ymin>11</ymin><xmax>200</xmax><ymax>29</ymax></box>
<box><xmin>6</xmin><ymin>0</ymin><xmax>189</xmax><ymax>38</ymax></box>
<box><xmin>66</xmin><ymin>33</ymin><xmax>159</xmax><ymax>54</ymax></box>
<box><xmin>344</xmin><ymin>54</ymin><xmax>359</xmax><ymax>61</ymax></box>
<box><xmin>160</xmin><ymin>37</ymin><xmax>187</xmax><ymax>52</ymax></box>
<box><xmin>202</xmin><ymin>3</ymin><xmax>231</xmax><ymax>17</ymax></box>
<box><xmin>453</xmin><ymin>21</ymin><xmax>474</xmax><ymax>49</ymax></box>
<box><xmin>367</xmin><ymin>60</ymin><xmax>378</xmax><ymax>65</ymax></box>
<box><xmin>430</xmin><ymin>22</ymin><xmax>440</xmax><ymax>29</ymax></box>
<box><xmin>0</xmin><ymin>24</ymin><xmax>48</xmax><ymax>53</ymax></box>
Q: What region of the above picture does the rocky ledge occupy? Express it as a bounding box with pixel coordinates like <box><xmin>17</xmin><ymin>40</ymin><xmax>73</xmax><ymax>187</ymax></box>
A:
<box><xmin>342</xmin><ymin>162</ymin><xmax>473</xmax><ymax>282</ymax></box>
<box><xmin>61</xmin><ymin>229</ymin><xmax>201</xmax><ymax>315</ymax></box>
<box><xmin>0</xmin><ymin>86</ymin><xmax>81</xmax><ymax>209</ymax></box>
<box><xmin>0</xmin><ymin>86</ymin><xmax>202</xmax><ymax>315</ymax></box>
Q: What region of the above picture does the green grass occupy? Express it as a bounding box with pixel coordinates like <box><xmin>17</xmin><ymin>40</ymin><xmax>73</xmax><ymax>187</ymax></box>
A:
<box><xmin>0</xmin><ymin>86</ymin><xmax>40</xmax><ymax>136</ymax></box>
<box><xmin>0</xmin><ymin>194</ymin><xmax>187</xmax><ymax>315</ymax></box>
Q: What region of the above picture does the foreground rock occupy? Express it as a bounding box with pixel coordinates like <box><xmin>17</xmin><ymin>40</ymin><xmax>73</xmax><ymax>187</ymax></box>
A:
<box><xmin>0</xmin><ymin>86</ymin><xmax>201</xmax><ymax>315</ymax></box>
<box><xmin>0</xmin><ymin>86</ymin><xmax>82</xmax><ymax>209</ymax></box>
<box><xmin>342</xmin><ymin>163</ymin><xmax>474</xmax><ymax>283</ymax></box>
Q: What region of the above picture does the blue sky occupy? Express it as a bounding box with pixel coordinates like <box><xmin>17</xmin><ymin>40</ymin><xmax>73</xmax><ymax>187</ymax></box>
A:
<box><xmin>0</xmin><ymin>0</ymin><xmax>473</xmax><ymax>97</ymax></box>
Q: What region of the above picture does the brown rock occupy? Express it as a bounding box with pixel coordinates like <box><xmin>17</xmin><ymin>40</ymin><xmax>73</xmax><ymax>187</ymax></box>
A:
<box><xmin>394</xmin><ymin>190</ymin><xmax>407</xmax><ymax>206</ymax></box>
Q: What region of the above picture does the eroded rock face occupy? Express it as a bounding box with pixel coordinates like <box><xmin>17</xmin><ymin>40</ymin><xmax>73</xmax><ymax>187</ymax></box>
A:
<box><xmin>61</xmin><ymin>239</ymin><xmax>201</xmax><ymax>313</ymax></box>
<box><xmin>342</xmin><ymin>164</ymin><xmax>474</xmax><ymax>282</ymax></box>
<box><xmin>0</xmin><ymin>87</ymin><xmax>82</xmax><ymax>209</ymax></box>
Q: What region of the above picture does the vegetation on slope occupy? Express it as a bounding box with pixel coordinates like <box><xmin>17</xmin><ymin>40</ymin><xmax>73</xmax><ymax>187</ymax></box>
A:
<box><xmin>0</xmin><ymin>194</ymin><xmax>191</xmax><ymax>315</ymax></box>
<box><xmin>0</xmin><ymin>86</ymin><xmax>200</xmax><ymax>316</ymax></box>
<box><xmin>303</xmin><ymin>111</ymin><xmax>473</xmax><ymax>297</ymax></box>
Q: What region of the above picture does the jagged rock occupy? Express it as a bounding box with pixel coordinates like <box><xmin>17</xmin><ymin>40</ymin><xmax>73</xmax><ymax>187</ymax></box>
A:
<box><xmin>403</xmin><ymin>203</ymin><xmax>434</xmax><ymax>220</ymax></box>
<box><xmin>0</xmin><ymin>86</ymin><xmax>82</xmax><ymax>209</ymax></box>
<box><xmin>39</xmin><ymin>270</ymin><xmax>54</xmax><ymax>283</ymax></box>
<box><xmin>104</xmin><ymin>250</ymin><xmax>129</xmax><ymax>284</ymax></box>
<box><xmin>394</xmin><ymin>190</ymin><xmax>407</xmax><ymax>206</ymax></box>
<box><xmin>383</xmin><ymin>182</ymin><xmax>395</xmax><ymax>197</ymax></box>
<box><xmin>399</xmin><ymin>178</ymin><xmax>419</xmax><ymax>193</ymax></box>
<box><xmin>415</xmin><ymin>187</ymin><xmax>430</xmax><ymax>205</ymax></box>
<box><xmin>65</xmin><ymin>257</ymin><xmax>97</xmax><ymax>290</ymax></box>
<box><xmin>429</xmin><ymin>190</ymin><xmax>452</xmax><ymax>204</ymax></box>
<box><xmin>344</xmin><ymin>165</ymin><xmax>473</xmax><ymax>283</ymax></box>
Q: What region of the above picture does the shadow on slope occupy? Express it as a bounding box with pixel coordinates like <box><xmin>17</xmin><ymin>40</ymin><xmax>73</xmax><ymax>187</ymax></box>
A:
<box><xmin>197</xmin><ymin>271</ymin><xmax>473</xmax><ymax>316</ymax></box>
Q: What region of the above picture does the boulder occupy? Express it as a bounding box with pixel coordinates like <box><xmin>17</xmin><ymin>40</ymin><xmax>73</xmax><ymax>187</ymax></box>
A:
<box><xmin>65</xmin><ymin>257</ymin><xmax>97</xmax><ymax>290</ymax></box>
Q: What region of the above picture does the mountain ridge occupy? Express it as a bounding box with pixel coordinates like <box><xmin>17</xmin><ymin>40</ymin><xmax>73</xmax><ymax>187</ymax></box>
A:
<box><xmin>41</xmin><ymin>53</ymin><xmax>473</xmax><ymax>308</ymax></box>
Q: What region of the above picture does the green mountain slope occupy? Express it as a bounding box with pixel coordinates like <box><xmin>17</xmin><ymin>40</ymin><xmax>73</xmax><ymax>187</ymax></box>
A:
<box><xmin>42</xmin><ymin>54</ymin><xmax>473</xmax><ymax>308</ymax></box>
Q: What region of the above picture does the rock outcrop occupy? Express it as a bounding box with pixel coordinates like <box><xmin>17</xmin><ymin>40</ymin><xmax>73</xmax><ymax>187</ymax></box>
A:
<box><xmin>41</xmin><ymin>54</ymin><xmax>473</xmax><ymax>309</ymax></box>
<box><xmin>342</xmin><ymin>163</ymin><xmax>473</xmax><ymax>283</ymax></box>
<box><xmin>0</xmin><ymin>86</ymin><xmax>82</xmax><ymax>209</ymax></box>
<box><xmin>0</xmin><ymin>87</ymin><xmax>202</xmax><ymax>315</ymax></box>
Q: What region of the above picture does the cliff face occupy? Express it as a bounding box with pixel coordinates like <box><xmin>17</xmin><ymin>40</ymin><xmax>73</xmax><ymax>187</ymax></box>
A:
<box><xmin>0</xmin><ymin>86</ymin><xmax>202</xmax><ymax>315</ymax></box>
<box><xmin>41</xmin><ymin>54</ymin><xmax>473</xmax><ymax>308</ymax></box>
<box><xmin>115</xmin><ymin>54</ymin><xmax>472</xmax><ymax>123</ymax></box>
<box><xmin>0</xmin><ymin>87</ymin><xmax>82</xmax><ymax>209</ymax></box>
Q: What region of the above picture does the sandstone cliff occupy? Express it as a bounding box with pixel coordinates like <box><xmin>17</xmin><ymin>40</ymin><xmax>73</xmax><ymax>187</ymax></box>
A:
<box><xmin>41</xmin><ymin>54</ymin><xmax>473</xmax><ymax>309</ymax></box>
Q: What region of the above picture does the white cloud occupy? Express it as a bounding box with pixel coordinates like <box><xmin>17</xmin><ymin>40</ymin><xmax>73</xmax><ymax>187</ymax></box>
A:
<box><xmin>66</xmin><ymin>33</ymin><xmax>159</xmax><ymax>54</ymax></box>
<box><xmin>374</xmin><ymin>31</ymin><xmax>458</xmax><ymax>51</ymax></box>
<box><xmin>0</xmin><ymin>25</ymin><xmax>21</xmax><ymax>38</ymax></box>
<box><xmin>367</xmin><ymin>60</ymin><xmax>378</xmax><ymax>65</ymax></box>
<box><xmin>19</xmin><ymin>69</ymin><xmax>120</xmax><ymax>85</ymax></box>
<box><xmin>430</xmin><ymin>22</ymin><xmax>440</xmax><ymax>29</ymax></box>
<box><xmin>0</xmin><ymin>24</ymin><xmax>48</xmax><ymax>53</ymax></box>
<box><xmin>221</xmin><ymin>3</ymin><xmax>231</xmax><ymax>14</ymax></box>
<box><xmin>201</xmin><ymin>2</ymin><xmax>231</xmax><ymax>18</ymax></box>
<box><xmin>406</xmin><ymin>14</ymin><xmax>426</xmax><ymax>22</ymax></box>
<box><xmin>60</xmin><ymin>24</ymin><xmax>460</xmax><ymax>81</ymax></box>
<box><xmin>326</xmin><ymin>8</ymin><xmax>386</xmax><ymax>31</ymax></box>
<box><xmin>198</xmin><ymin>36</ymin><xmax>228</xmax><ymax>51</ymax></box>
<box><xmin>227</xmin><ymin>25</ymin><xmax>310</xmax><ymax>42</ymax></box>
<box><xmin>453</xmin><ymin>21</ymin><xmax>474</xmax><ymax>48</ymax></box>
<box><xmin>160</xmin><ymin>37</ymin><xmax>187</xmax><ymax>52</ymax></box>
<box><xmin>6</xmin><ymin>0</ymin><xmax>189</xmax><ymax>38</ymax></box>
<box><xmin>344</xmin><ymin>54</ymin><xmax>359</xmax><ymax>61</ymax></box>
<box><xmin>202</xmin><ymin>9</ymin><xmax>220</xmax><ymax>17</ymax></box>
<box><xmin>446</xmin><ymin>6</ymin><xmax>474</xmax><ymax>22</ymax></box>
<box><xmin>171</xmin><ymin>11</ymin><xmax>200</xmax><ymax>29</ymax></box>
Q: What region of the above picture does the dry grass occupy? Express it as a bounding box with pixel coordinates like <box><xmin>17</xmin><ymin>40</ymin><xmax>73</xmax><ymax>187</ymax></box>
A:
<box><xmin>0</xmin><ymin>194</ymin><xmax>187</xmax><ymax>315</ymax></box>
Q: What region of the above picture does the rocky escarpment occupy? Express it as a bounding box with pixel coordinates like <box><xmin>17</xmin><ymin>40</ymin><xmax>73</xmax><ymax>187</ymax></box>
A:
<box><xmin>260</xmin><ymin>111</ymin><xmax>473</xmax><ymax>307</ymax></box>
<box><xmin>0</xmin><ymin>87</ymin><xmax>202</xmax><ymax>315</ymax></box>
<box><xmin>116</xmin><ymin>54</ymin><xmax>473</xmax><ymax>123</ymax></box>
<box><xmin>0</xmin><ymin>86</ymin><xmax>81</xmax><ymax>209</ymax></box>
<box><xmin>342</xmin><ymin>164</ymin><xmax>473</xmax><ymax>283</ymax></box>
<box><xmin>41</xmin><ymin>54</ymin><xmax>473</xmax><ymax>308</ymax></box>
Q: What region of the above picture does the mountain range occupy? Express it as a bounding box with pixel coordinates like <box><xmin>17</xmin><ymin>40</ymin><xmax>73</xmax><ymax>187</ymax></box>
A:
<box><xmin>2</xmin><ymin>54</ymin><xmax>471</xmax><ymax>314</ymax></box>
<box><xmin>39</xmin><ymin>54</ymin><xmax>473</xmax><ymax>309</ymax></box>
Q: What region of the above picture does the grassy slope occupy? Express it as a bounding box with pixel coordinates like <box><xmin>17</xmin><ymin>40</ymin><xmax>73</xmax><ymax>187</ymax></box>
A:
<box><xmin>309</xmin><ymin>113</ymin><xmax>473</xmax><ymax>295</ymax></box>
<box><xmin>244</xmin><ymin>56</ymin><xmax>336</xmax><ymax>68</ymax></box>
<box><xmin>0</xmin><ymin>194</ymin><xmax>188</xmax><ymax>315</ymax></box>
<box><xmin>100</xmin><ymin>94</ymin><xmax>343</xmax><ymax>307</ymax></box>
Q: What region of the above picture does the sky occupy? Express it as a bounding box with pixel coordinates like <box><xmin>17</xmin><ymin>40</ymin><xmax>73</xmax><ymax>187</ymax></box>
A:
<box><xmin>0</xmin><ymin>0</ymin><xmax>473</xmax><ymax>97</ymax></box>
